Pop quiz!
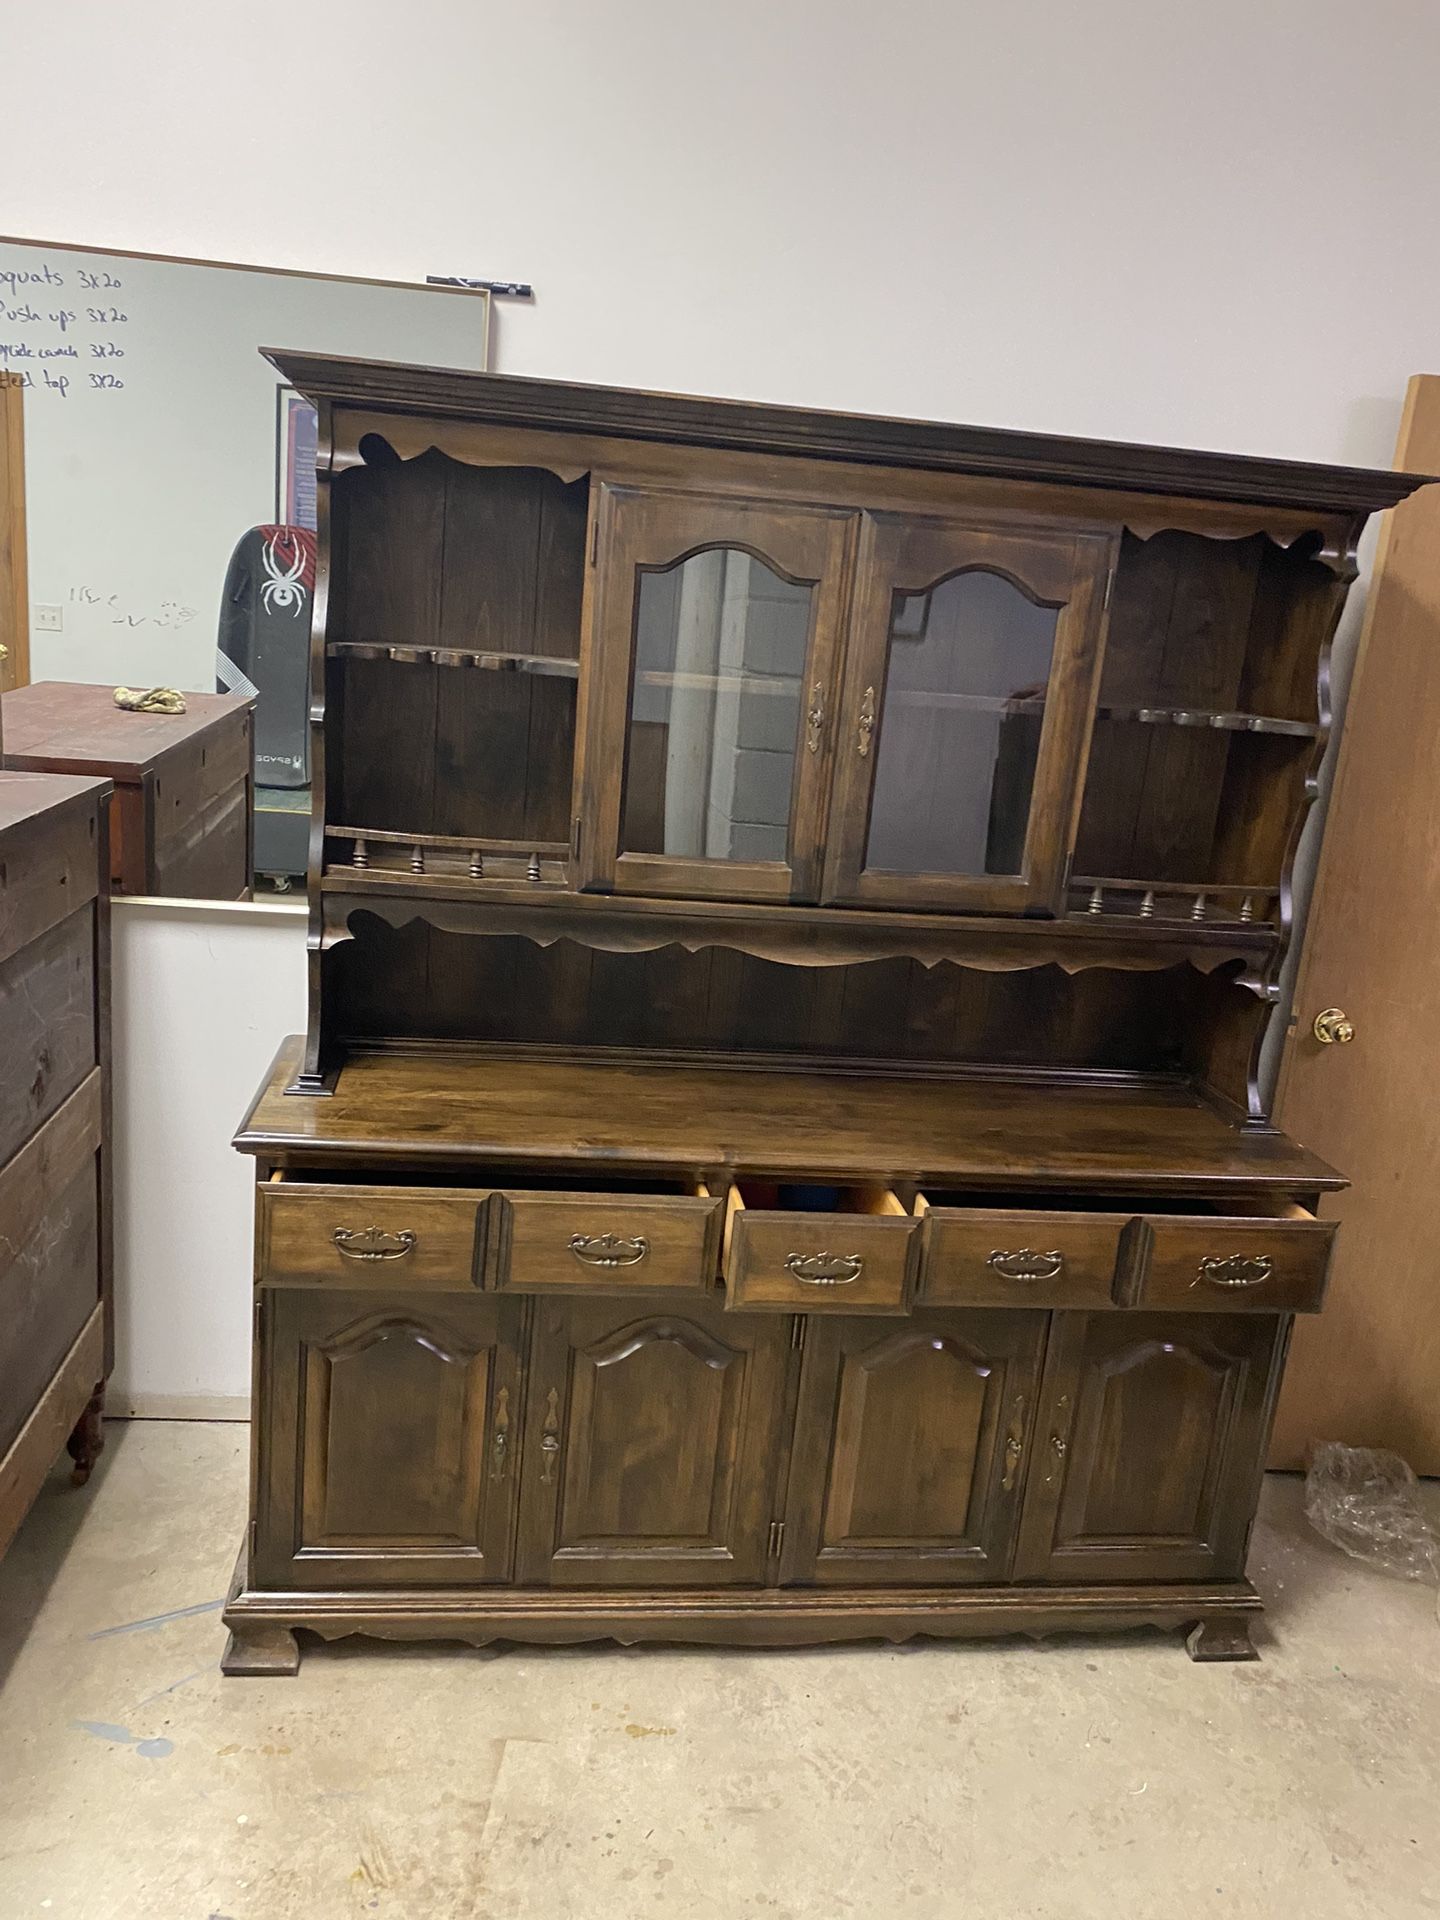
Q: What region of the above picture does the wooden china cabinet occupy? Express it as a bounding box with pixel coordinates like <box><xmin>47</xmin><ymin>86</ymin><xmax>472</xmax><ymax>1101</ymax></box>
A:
<box><xmin>221</xmin><ymin>351</ymin><xmax>1427</xmax><ymax>1675</ymax></box>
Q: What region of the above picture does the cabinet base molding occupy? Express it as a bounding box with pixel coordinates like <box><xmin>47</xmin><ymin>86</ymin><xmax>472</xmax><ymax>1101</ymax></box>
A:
<box><xmin>220</xmin><ymin>1549</ymin><xmax>1261</xmax><ymax>1675</ymax></box>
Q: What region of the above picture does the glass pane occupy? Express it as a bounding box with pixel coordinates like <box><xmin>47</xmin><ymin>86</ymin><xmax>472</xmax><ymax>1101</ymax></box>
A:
<box><xmin>621</xmin><ymin>548</ymin><xmax>813</xmax><ymax>864</ymax></box>
<box><xmin>865</xmin><ymin>569</ymin><xmax>1059</xmax><ymax>877</ymax></box>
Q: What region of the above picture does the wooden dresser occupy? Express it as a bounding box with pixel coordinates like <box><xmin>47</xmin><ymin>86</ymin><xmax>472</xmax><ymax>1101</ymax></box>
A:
<box><xmin>2</xmin><ymin>681</ymin><xmax>254</xmax><ymax>898</ymax></box>
<box><xmin>221</xmin><ymin>354</ymin><xmax>1429</xmax><ymax>1674</ymax></box>
<box><xmin>0</xmin><ymin>772</ymin><xmax>112</xmax><ymax>1559</ymax></box>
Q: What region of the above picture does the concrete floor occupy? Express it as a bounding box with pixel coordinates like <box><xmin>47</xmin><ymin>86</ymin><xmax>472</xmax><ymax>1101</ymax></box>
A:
<box><xmin>1</xmin><ymin>1426</ymin><xmax>1438</xmax><ymax>1920</ymax></box>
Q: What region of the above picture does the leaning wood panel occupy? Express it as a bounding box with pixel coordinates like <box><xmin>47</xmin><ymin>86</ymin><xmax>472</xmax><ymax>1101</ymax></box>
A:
<box><xmin>0</xmin><ymin>372</ymin><xmax>28</xmax><ymax>698</ymax></box>
<box><xmin>1272</xmin><ymin>374</ymin><xmax>1440</xmax><ymax>1469</ymax></box>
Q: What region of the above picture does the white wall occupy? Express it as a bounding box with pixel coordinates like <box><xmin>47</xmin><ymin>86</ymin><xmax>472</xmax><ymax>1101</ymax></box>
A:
<box><xmin>7</xmin><ymin>0</ymin><xmax>1440</xmax><ymax>1403</ymax></box>
<box><xmin>109</xmin><ymin>898</ymin><xmax>307</xmax><ymax>1415</ymax></box>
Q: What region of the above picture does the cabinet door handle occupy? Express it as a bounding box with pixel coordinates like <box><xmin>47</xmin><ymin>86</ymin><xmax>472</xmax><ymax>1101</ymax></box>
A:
<box><xmin>806</xmin><ymin>681</ymin><xmax>825</xmax><ymax>753</ymax></box>
<box><xmin>332</xmin><ymin>1225</ymin><xmax>417</xmax><ymax>1262</ymax></box>
<box><xmin>569</xmin><ymin>1232</ymin><xmax>649</xmax><ymax>1268</ymax></box>
<box><xmin>490</xmin><ymin>1386</ymin><xmax>511</xmax><ymax>1481</ymax></box>
<box><xmin>1044</xmin><ymin>1396</ymin><xmax>1071</xmax><ymax>1490</ymax></box>
<box><xmin>784</xmin><ymin>1252</ymin><xmax>864</xmax><ymax>1287</ymax></box>
<box><xmin>1194</xmin><ymin>1253</ymin><xmax>1273</xmax><ymax>1290</ymax></box>
<box><xmin>856</xmin><ymin>685</ymin><xmax>877</xmax><ymax>757</ymax></box>
<box><xmin>540</xmin><ymin>1386</ymin><xmax>562</xmax><ymax>1485</ymax></box>
<box><xmin>1001</xmin><ymin>1393</ymin><xmax>1026</xmax><ymax>1492</ymax></box>
<box><xmin>987</xmin><ymin>1248</ymin><xmax>1064</xmax><ymax>1283</ymax></box>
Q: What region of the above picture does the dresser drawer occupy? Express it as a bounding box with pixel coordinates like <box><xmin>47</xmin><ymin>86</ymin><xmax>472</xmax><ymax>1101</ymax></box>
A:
<box><xmin>723</xmin><ymin>1184</ymin><xmax>918</xmax><ymax>1314</ymax></box>
<box><xmin>916</xmin><ymin>1196</ymin><xmax>1129</xmax><ymax>1308</ymax></box>
<box><xmin>257</xmin><ymin>1180</ymin><xmax>486</xmax><ymax>1289</ymax></box>
<box><xmin>1135</xmin><ymin>1204</ymin><xmax>1335</xmax><ymax>1313</ymax></box>
<box><xmin>493</xmin><ymin>1188</ymin><xmax>721</xmax><ymax>1294</ymax></box>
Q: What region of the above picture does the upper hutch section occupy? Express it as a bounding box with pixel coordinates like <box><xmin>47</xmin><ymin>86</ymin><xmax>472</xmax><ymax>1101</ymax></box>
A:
<box><xmin>282</xmin><ymin>350</ymin><xmax>1419</xmax><ymax>938</ymax></box>
<box><xmin>271</xmin><ymin>349</ymin><xmax>1428</xmax><ymax>1100</ymax></box>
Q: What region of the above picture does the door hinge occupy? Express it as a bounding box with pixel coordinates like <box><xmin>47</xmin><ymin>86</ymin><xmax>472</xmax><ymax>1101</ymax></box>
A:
<box><xmin>253</xmin><ymin>1296</ymin><xmax>263</xmax><ymax>1342</ymax></box>
<box><xmin>590</xmin><ymin>519</ymin><xmax>599</xmax><ymax>566</ymax></box>
<box><xmin>247</xmin><ymin>1517</ymin><xmax>258</xmax><ymax>1562</ymax></box>
<box><xmin>1102</xmin><ymin>568</ymin><xmax>1115</xmax><ymax>613</ymax></box>
<box><xmin>570</xmin><ymin>814</ymin><xmax>582</xmax><ymax>864</ymax></box>
<box><xmin>790</xmin><ymin>1315</ymin><xmax>806</xmax><ymax>1351</ymax></box>
<box><xmin>768</xmin><ymin>1519</ymin><xmax>785</xmax><ymax>1559</ymax></box>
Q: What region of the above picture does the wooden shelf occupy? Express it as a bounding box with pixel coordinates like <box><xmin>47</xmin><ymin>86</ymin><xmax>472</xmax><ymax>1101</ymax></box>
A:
<box><xmin>329</xmin><ymin>641</ymin><xmax>580</xmax><ymax>678</ymax></box>
<box><xmin>240</xmin><ymin>1038</ymin><xmax>1344</xmax><ymax>1194</ymax></box>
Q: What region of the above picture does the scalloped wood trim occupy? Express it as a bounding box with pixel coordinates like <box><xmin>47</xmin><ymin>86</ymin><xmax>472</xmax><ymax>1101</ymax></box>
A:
<box><xmin>326</xmin><ymin>408</ymin><xmax>1360</xmax><ymax>559</ymax></box>
<box><xmin>320</xmin><ymin>883</ymin><xmax>1273</xmax><ymax>986</ymax></box>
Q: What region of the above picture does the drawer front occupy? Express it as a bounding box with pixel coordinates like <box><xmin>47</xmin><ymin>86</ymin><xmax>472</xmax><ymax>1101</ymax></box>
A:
<box><xmin>495</xmin><ymin>1192</ymin><xmax>721</xmax><ymax>1294</ymax></box>
<box><xmin>258</xmin><ymin>1183</ymin><xmax>486</xmax><ymax>1289</ymax></box>
<box><xmin>727</xmin><ymin>1212</ymin><xmax>918</xmax><ymax>1314</ymax></box>
<box><xmin>921</xmin><ymin>1209</ymin><xmax>1128</xmax><ymax>1309</ymax></box>
<box><xmin>1137</xmin><ymin>1214</ymin><xmax>1335</xmax><ymax>1313</ymax></box>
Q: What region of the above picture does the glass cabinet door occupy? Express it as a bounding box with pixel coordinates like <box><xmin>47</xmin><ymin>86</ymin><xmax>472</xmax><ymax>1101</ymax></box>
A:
<box><xmin>822</xmin><ymin>515</ymin><xmax>1115</xmax><ymax>913</ymax></box>
<box><xmin>576</xmin><ymin>487</ymin><xmax>855</xmax><ymax>902</ymax></box>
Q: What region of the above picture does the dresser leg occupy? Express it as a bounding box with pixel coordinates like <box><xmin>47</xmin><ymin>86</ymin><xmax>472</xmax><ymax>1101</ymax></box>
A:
<box><xmin>221</xmin><ymin>1625</ymin><xmax>302</xmax><ymax>1677</ymax></box>
<box><xmin>1185</xmin><ymin>1616</ymin><xmax>1258</xmax><ymax>1662</ymax></box>
<box><xmin>66</xmin><ymin>1384</ymin><xmax>106</xmax><ymax>1486</ymax></box>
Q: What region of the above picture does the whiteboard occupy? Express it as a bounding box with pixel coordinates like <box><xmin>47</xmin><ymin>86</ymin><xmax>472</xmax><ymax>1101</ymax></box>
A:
<box><xmin>0</xmin><ymin>239</ymin><xmax>490</xmax><ymax>689</ymax></box>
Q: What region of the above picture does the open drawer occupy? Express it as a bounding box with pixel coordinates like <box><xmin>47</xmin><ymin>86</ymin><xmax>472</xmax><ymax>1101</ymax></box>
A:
<box><xmin>722</xmin><ymin>1183</ymin><xmax>919</xmax><ymax>1314</ymax></box>
<box><xmin>1133</xmin><ymin>1198</ymin><xmax>1335</xmax><ymax>1313</ymax></box>
<box><xmin>915</xmin><ymin>1193</ymin><xmax>1133</xmax><ymax>1309</ymax></box>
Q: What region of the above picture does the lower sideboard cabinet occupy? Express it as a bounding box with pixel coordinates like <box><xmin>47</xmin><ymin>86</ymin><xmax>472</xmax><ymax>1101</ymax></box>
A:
<box><xmin>230</xmin><ymin>1256</ymin><xmax>1291</xmax><ymax>1674</ymax></box>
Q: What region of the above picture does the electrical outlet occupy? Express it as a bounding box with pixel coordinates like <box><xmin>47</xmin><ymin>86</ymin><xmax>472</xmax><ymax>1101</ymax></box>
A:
<box><xmin>34</xmin><ymin>604</ymin><xmax>62</xmax><ymax>631</ymax></box>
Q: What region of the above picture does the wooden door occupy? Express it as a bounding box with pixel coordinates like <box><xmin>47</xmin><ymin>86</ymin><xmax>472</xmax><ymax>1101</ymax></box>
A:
<box><xmin>576</xmin><ymin>485</ymin><xmax>856</xmax><ymax>903</ymax></box>
<box><xmin>516</xmin><ymin>1294</ymin><xmax>792</xmax><ymax>1586</ymax></box>
<box><xmin>254</xmin><ymin>1288</ymin><xmax>524</xmax><ymax>1587</ymax></box>
<box><xmin>0</xmin><ymin>372</ymin><xmax>29</xmax><ymax>699</ymax></box>
<box><xmin>1270</xmin><ymin>374</ymin><xmax>1440</xmax><ymax>1472</ymax></box>
<box><xmin>780</xmin><ymin>1307</ymin><xmax>1045</xmax><ymax>1585</ymax></box>
<box><xmin>1014</xmin><ymin>1311</ymin><xmax>1281</xmax><ymax>1583</ymax></box>
<box><xmin>823</xmin><ymin>514</ymin><xmax>1113</xmax><ymax>912</ymax></box>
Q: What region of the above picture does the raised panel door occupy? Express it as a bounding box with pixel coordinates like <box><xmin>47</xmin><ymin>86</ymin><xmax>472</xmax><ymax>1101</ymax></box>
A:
<box><xmin>516</xmin><ymin>1294</ymin><xmax>792</xmax><ymax>1586</ymax></box>
<box><xmin>823</xmin><ymin>514</ymin><xmax>1114</xmax><ymax>912</ymax></box>
<box><xmin>254</xmin><ymin>1288</ymin><xmax>523</xmax><ymax>1587</ymax></box>
<box><xmin>780</xmin><ymin>1308</ymin><xmax>1045</xmax><ymax>1585</ymax></box>
<box><xmin>1014</xmin><ymin>1310</ymin><xmax>1283</xmax><ymax>1583</ymax></box>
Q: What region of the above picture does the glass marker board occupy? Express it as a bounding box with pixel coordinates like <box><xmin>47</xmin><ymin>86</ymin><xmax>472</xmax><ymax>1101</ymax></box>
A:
<box><xmin>0</xmin><ymin>237</ymin><xmax>490</xmax><ymax>691</ymax></box>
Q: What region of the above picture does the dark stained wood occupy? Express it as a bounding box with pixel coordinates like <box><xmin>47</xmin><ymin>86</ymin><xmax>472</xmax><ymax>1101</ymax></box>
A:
<box><xmin>515</xmin><ymin>1293</ymin><xmax>791</xmax><ymax>1586</ymax></box>
<box><xmin>823</xmin><ymin>514</ymin><xmax>1113</xmax><ymax>913</ymax></box>
<box><xmin>238</xmin><ymin>1040</ymin><xmax>1344</xmax><ymax>1194</ymax></box>
<box><xmin>1013</xmin><ymin>1310</ymin><xmax>1281</xmax><ymax>1583</ymax></box>
<box><xmin>228</xmin><ymin>357</ymin><xmax>1408</xmax><ymax>1668</ymax></box>
<box><xmin>254</xmin><ymin>1286</ymin><xmax>523</xmax><ymax>1587</ymax></box>
<box><xmin>494</xmin><ymin>1188</ymin><xmax>722</xmax><ymax>1296</ymax></box>
<box><xmin>0</xmin><ymin>773</ymin><xmax>111</xmax><ymax>1561</ymax></box>
<box><xmin>265</xmin><ymin>349</ymin><xmax>1429</xmax><ymax>516</ymax></box>
<box><xmin>779</xmin><ymin>1307</ymin><xmax>1045</xmax><ymax>1584</ymax></box>
<box><xmin>2</xmin><ymin>682</ymin><xmax>254</xmax><ymax>899</ymax></box>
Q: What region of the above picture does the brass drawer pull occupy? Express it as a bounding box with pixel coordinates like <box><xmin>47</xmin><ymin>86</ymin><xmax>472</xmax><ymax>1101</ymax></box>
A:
<box><xmin>569</xmin><ymin>1232</ymin><xmax>649</xmax><ymax>1268</ymax></box>
<box><xmin>332</xmin><ymin>1225</ymin><xmax>417</xmax><ymax>1262</ymax></box>
<box><xmin>987</xmin><ymin>1248</ymin><xmax>1064</xmax><ymax>1283</ymax></box>
<box><xmin>1195</xmin><ymin>1252</ymin><xmax>1274</xmax><ymax>1290</ymax></box>
<box><xmin>784</xmin><ymin>1251</ymin><xmax>864</xmax><ymax>1287</ymax></box>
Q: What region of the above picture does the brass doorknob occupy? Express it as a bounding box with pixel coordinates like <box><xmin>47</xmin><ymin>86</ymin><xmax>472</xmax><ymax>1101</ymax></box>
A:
<box><xmin>1313</xmin><ymin>1007</ymin><xmax>1355</xmax><ymax>1046</ymax></box>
